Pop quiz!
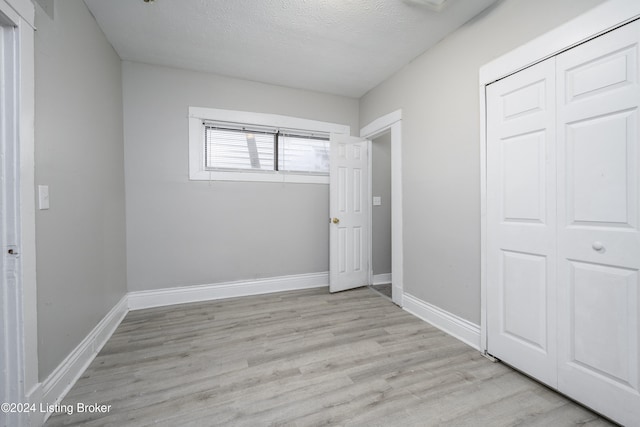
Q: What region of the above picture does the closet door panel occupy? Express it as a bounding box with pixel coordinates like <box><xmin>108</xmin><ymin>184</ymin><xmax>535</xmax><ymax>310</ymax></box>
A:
<box><xmin>486</xmin><ymin>58</ymin><xmax>558</xmax><ymax>387</ymax></box>
<box><xmin>557</xmin><ymin>19</ymin><xmax>640</xmax><ymax>426</ymax></box>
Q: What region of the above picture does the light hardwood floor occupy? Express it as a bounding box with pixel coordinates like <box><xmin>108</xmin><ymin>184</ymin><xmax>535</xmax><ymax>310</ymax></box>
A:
<box><xmin>46</xmin><ymin>287</ymin><xmax>613</xmax><ymax>426</ymax></box>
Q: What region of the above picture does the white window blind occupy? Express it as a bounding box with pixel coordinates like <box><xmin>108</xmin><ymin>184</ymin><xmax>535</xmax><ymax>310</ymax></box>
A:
<box><xmin>205</xmin><ymin>126</ymin><xmax>275</xmax><ymax>171</ymax></box>
<box><xmin>204</xmin><ymin>123</ymin><xmax>329</xmax><ymax>175</ymax></box>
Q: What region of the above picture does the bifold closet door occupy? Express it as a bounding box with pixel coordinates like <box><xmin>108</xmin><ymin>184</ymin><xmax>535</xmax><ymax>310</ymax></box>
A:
<box><xmin>556</xmin><ymin>19</ymin><xmax>640</xmax><ymax>425</ymax></box>
<box><xmin>486</xmin><ymin>58</ymin><xmax>558</xmax><ymax>387</ymax></box>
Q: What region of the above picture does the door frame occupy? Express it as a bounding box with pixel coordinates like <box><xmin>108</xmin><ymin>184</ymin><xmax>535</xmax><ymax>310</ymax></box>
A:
<box><xmin>361</xmin><ymin>110</ymin><xmax>403</xmax><ymax>306</ymax></box>
<box><xmin>479</xmin><ymin>0</ymin><xmax>640</xmax><ymax>352</ymax></box>
<box><xmin>0</xmin><ymin>1</ymin><xmax>38</xmax><ymax>425</ymax></box>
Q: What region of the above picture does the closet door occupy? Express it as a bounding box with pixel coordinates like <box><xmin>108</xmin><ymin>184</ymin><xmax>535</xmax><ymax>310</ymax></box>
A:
<box><xmin>556</xmin><ymin>20</ymin><xmax>640</xmax><ymax>425</ymax></box>
<box><xmin>486</xmin><ymin>58</ymin><xmax>558</xmax><ymax>387</ymax></box>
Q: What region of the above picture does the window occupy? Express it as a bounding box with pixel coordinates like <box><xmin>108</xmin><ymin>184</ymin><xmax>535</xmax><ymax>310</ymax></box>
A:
<box><xmin>203</xmin><ymin>125</ymin><xmax>329</xmax><ymax>174</ymax></box>
<box><xmin>204</xmin><ymin>126</ymin><xmax>276</xmax><ymax>171</ymax></box>
<box><xmin>278</xmin><ymin>133</ymin><xmax>329</xmax><ymax>174</ymax></box>
<box><xmin>189</xmin><ymin>107</ymin><xmax>350</xmax><ymax>183</ymax></box>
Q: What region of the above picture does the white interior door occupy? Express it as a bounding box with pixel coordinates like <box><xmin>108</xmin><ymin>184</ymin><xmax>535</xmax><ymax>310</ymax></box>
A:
<box><xmin>556</xmin><ymin>20</ymin><xmax>640</xmax><ymax>425</ymax></box>
<box><xmin>329</xmin><ymin>134</ymin><xmax>369</xmax><ymax>293</ymax></box>
<box><xmin>486</xmin><ymin>58</ymin><xmax>558</xmax><ymax>387</ymax></box>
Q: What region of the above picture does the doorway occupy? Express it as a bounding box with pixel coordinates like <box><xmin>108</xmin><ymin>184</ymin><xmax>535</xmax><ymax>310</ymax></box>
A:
<box><xmin>360</xmin><ymin>110</ymin><xmax>403</xmax><ymax>306</ymax></box>
<box><xmin>369</xmin><ymin>131</ymin><xmax>392</xmax><ymax>300</ymax></box>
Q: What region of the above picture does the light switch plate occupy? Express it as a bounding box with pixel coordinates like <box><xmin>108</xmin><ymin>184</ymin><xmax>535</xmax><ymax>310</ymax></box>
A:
<box><xmin>38</xmin><ymin>185</ymin><xmax>50</xmax><ymax>210</ymax></box>
<box><xmin>373</xmin><ymin>196</ymin><xmax>382</xmax><ymax>206</ymax></box>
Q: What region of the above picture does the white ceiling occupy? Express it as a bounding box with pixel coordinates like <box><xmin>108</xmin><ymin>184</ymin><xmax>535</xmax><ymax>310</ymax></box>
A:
<box><xmin>83</xmin><ymin>0</ymin><xmax>497</xmax><ymax>98</ymax></box>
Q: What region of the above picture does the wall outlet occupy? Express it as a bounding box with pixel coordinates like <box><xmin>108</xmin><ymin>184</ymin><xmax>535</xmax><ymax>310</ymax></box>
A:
<box><xmin>373</xmin><ymin>196</ymin><xmax>382</xmax><ymax>206</ymax></box>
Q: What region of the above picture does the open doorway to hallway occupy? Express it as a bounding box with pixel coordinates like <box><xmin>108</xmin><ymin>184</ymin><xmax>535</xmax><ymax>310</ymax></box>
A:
<box><xmin>369</xmin><ymin>131</ymin><xmax>392</xmax><ymax>300</ymax></box>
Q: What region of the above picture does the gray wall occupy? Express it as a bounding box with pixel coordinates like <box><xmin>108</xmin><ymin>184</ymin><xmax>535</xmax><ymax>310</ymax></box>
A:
<box><xmin>123</xmin><ymin>61</ymin><xmax>359</xmax><ymax>292</ymax></box>
<box><xmin>34</xmin><ymin>0</ymin><xmax>127</xmax><ymax>379</ymax></box>
<box><xmin>359</xmin><ymin>0</ymin><xmax>605</xmax><ymax>325</ymax></box>
<box><xmin>372</xmin><ymin>133</ymin><xmax>392</xmax><ymax>276</ymax></box>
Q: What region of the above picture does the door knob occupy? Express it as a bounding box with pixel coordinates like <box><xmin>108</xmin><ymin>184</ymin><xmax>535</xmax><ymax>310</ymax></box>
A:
<box><xmin>332</xmin><ymin>218</ymin><xmax>340</xmax><ymax>224</ymax></box>
<box><xmin>592</xmin><ymin>241</ymin><xmax>604</xmax><ymax>251</ymax></box>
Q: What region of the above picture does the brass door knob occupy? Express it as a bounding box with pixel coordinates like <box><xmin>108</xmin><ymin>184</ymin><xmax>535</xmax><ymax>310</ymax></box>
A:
<box><xmin>332</xmin><ymin>218</ymin><xmax>340</xmax><ymax>224</ymax></box>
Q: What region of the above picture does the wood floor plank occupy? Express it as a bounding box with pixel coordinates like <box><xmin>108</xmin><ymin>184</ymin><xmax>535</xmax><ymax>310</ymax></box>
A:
<box><xmin>45</xmin><ymin>287</ymin><xmax>613</xmax><ymax>426</ymax></box>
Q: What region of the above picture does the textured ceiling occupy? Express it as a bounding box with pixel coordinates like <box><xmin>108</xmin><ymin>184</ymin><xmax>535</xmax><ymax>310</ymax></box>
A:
<box><xmin>83</xmin><ymin>0</ymin><xmax>497</xmax><ymax>98</ymax></box>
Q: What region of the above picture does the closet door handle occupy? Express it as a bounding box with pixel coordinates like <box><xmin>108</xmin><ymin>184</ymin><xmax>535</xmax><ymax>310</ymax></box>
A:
<box><xmin>592</xmin><ymin>241</ymin><xmax>604</xmax><ymax>252</ymax></box>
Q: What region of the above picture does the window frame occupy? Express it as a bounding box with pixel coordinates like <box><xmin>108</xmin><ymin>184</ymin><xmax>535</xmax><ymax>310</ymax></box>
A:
<box><xmin>189</xmin><ymin>107</ymin><xmax>350</xmax><ymax>184</ymax></box>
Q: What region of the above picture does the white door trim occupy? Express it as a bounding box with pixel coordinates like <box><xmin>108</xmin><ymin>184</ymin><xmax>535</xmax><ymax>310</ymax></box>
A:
<box><xmin>1</xmin><ymin>14</ymin><xmax>23</xmax><ymax>425</ymax></box>
<box><xmin>479</xmin><ymin>0</ymin><xmax>640</xmax><ymax>352</ymax></box>
<box><xmin>360</xmin><ymin>110</ymin><xmax>403</xmax><ymax>306</ymax></box>
<box><xmin>0</xmin><ymin>1</ymin><xmax>37</xmax><ymax>426</ymax></box>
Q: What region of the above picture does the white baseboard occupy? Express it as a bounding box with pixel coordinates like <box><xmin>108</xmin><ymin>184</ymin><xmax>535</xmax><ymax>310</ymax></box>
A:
<box><xmin>372</xmin><ymin>273</ymin><xmax>392</xmax><ymax>285</ymax></box>
<box><xmin>128</xmin><ymin>272</ymin><xmax>329</xmax><ymax>311</ymax></box>
<box><xmin>40</xmin><ymin>295</ymin><xmax>128</xmax><ymax>418</ymax></box>
<box><xmin>403</xmin><ymin>293</ymin><xmax>481</xmax><ymax>351</ymax></box>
